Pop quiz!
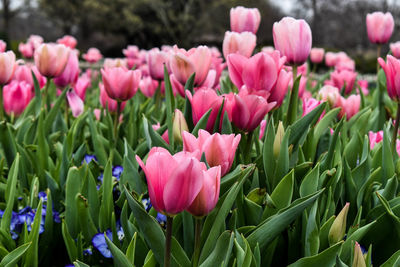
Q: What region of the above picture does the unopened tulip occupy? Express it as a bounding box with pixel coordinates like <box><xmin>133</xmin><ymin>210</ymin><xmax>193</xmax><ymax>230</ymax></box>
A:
<box><xmin>310</xmin><ymin>48</ymin><xmax>324</xmax><ymax>64</ymax></box>
<box><xmin>378</xmin><ymin>55</ymin><xmax>400</xmax><ymax>100</ymax></box>
<box><xmin>54</xmin><ymin>52</ymin><xmax>79</xmax><ymax>88</ymax></box>
<box><xmin>390</xmin><ymin>42</ymin><xmax>400</xmax><ymax>59</ymax></box>
<box><xmin>170</xmin><ymin>45</ymin><xmax>212</xmax><ymax>86</ymax></box>
<box><xmin>3</xmin><ymin>80</ymin><xmax>32</xmax><ymax>116</ymax></box>
<box><xmin>273</xmin><ymin>121</ymin><xmax>284</xmax><ymax>157</ymax></box>
<box><xmin>73</xmin><ymin>75</ymin><xmax>91</xmax><ymax>101</ymax></box>
<box><xmin>230</xmin><ymin>6</ymin><xmax>261</xmax><ymax>34</ymax></box>
<box><xmin>139</xmin><ymin>76</ymin><xmax>159</xmax><ymax>97</ymax></box>
<box><xmin>172</xmin><ymin>109</ymin><xmax>188</xmax><ymax>142</ymax></box>
<box><xmin>66</xmin><ymin>89</ymin><xmax>84</xmax><ymax>117</ymax></box>
<box><xmin>330</xmin><ymin>69</ymin><xmax>357</xmax><ymax>95</ymax></box>
<box><xmin>34</xmin><ymin>43</ymin><xmax>70</xmax><ymax>78</ymax></box>
<box><xmin>358</xmin><ymin>80</ymin><xmax>369</xmax><ymax>95</ymax></box>
<box><xmin>328</xmin><ymin>203</ymin><xmax>349</xmax><ymax>245</ymax></box>
<box><xmin>123</xmin><ymin>45</ymin><xmax>139</xmax><ymax>59</ymax></box>
<box><xmin>182</xmin><ymin>130</ymin><xmax>241</xmax><ymax>176</ymax></box>
<box><xmin>99</xmin><ymin>83</ymin><xmax>126</xmax><ymax>112</ymax></box>
<box><xmin>187</xmin><ymin>166</ymin><xmax>221</xmax><ymax>217</ymax></box>
<box><xmin>18</xmin><ymin>43</ymin><xmax>34</xmax><ymax>58</ymax></box>
<box><xmin>0</xmin><ymin>40</ymin><xmax>6</xmax><ymax>52</ymax></box>
<box><xmin>147</xmin><ymin>48</ymin><xmax>170</xmax><ymax>80</ymax></box>
<box><xmin>135</xmin><ymin>147</ymin><xmax>205</xmax><ymax>215</ymax></box>
<box><xmin>352</xmin><ymin>242</ymin><xmax>367</xmax><ymax>267</ymax></box>
<box><xmin>336</xmin><ymin>95</ymin><xmax>360</xmax><ymax>120</ymax></box>
<box><xmin>83</xmin><ymin>48</ymin><xmax>102</xmax><ymax>64</ymax></box>
<box><xmin>222</xmin><ymin>31</ymin><xmax>257</xmax><ymax>59</ymax></box>
<box><xmin>273</xmin><ymin>17</ymin><xmax>312</xmax><ymax>65</ymax></box>
<box><xmin>369</xmin><ymin>131</ymin><xmax>383</xmax><ymax>150</ymax></box>
<box><xmin>366</xmin><ymin>12</ymin><xmax>394</xmax><ymax>44</ymax></box>
<box><xmin>0</xmin><ymin>51</ymin><xmax>17</xmax><ymax>85</ymax></box>
<box><xmin>101</xmin><ymin>67</ymin><xmax>141</xmax><ymax>101</ymax></box>
<box><xmin>57</xmin><ymin>35</ymin><xmax>77</xmax><ymax>49</ymax></box>
<box><xmin>317</xmin><ymin>85</ymin><xmax>341</xmax><ymax>107</ymax></box>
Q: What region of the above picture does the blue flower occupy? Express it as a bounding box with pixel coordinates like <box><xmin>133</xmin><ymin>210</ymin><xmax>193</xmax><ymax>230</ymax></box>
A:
<box><xmin>112</xmin><ymin>166</ymin><xmax>123</xmax><ymax>180</ymax></box>
<box><xmin>92</xmin><ymin>230</ymin><xmax>113</xmax><ymax>258</ymax></box>
<box><xmin>83</xmin><ymin>154</ymin><xmax>97</xmax><ymax>165</ymax></box>
<box><xmin>156</xmin><ymin>213</ymin><xmax>167</xmax><ymax>228</ymax></box>
<box><xmin>83</xmin><ymin>248</ymin><xmax>93</xmax><ymax>256</ymax></box>
<box><xmin>38</xmin><ymin>191</ymin><xmax>48</xmax><ymax>202</ymax></box>
<box><xmin>141</xmin><ymin>198</ymin><xmax>152</xmax><ymax>212</ymax></box>
<box><xmin>53</xmin><ymin>211</ymin><xmax>61</xmax><ymax>223</ymax></box>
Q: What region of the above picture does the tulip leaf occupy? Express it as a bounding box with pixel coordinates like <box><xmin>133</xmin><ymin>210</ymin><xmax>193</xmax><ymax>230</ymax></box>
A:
<box><xmin>199</xmin><ymin>231</ymin><xmax>234</xmax><ymax>267</ymax></box>
<box><xmin>24</xmin><ymin>200</ymin><xmax>43</xmax><ymax>267</ymax></box>
<box><xmin>213</xmin><ymin>98</ymin><xmax>225</xmax><ymax>133</ymax></box>
<box><xmin>65</xmin><ymin>167</ymin><xmax>83</xmax><ymax>238</ymax></box>
<box><xmin>104</xmin><ymin>234</ymin><xmax>132</xmax><ymax>267</ymax></box>
<box><xmin>142</xmin><ymin>115</ymin><xmax>171</xmax><ymax>152</ymax></box>
<box><xmin>288</xmin><ymin>241</ymin><xmax>343</xmax><ymax>267</ymax></box>
<box><xmin>164</xmin><ymin>65</ymin><xmax>175</xmax><ymax>149</ymax></box>
<box><xmin>1</xmin><ymin>153</ymin><xmax>19</xmax><ymax>232</ymax></box>
<box><xmin>381</xmin><ymin>250</ymin><xmax>400</xmax><ymax>267</ymax></box>
<box><xmin>73</xmin><ymin>261</ymin><xmax>90</xmax><ymax>267</ymax></box>
<box><xmin>286</xmin><ymin>75</ymin><xmax>301</xmax><ymax>126</ymax></box>
<box><xmin>221</xmin><ymin>111</ymin><xmax>233</xmax><ymax>134</ymax></box>
<box><xmin>44</xmin><ymin>88</ymin><xmax>67</xmax><ymax>134</ymax></box>
<box><xmin>192</xmin><ymin>109</ymin><xmax>212</xmax><ymax>136</ymax></box>
<box><xmin>0</xmin><ymin>122</ymin><xmax>18</xmax><ymax>168</ymax></box>
<box><xmin>0</xmin><ymin>242</ymin><xmax>31</xmax><ymax>267</ymax></box>
<box><xmin>99</xmin><ymin>160</ymin><xmax>114</xmax><ymax>231</ymax></box>
<box><xmin>87</xmin><ymin>113</ymin><xmax>107</xmax><ymax>166</ymax></box>
<box><xmin>300</xmin><ymin>163</ymin><xmax>319</xmax><ymax>198</ymax></box>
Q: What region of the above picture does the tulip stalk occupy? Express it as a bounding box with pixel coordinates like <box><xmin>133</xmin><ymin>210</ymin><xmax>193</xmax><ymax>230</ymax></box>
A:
<box><xmin>192</xmin><ymin>218</ymin><xmax>202</xmax><ymax>267</ymax></box>
<box><xmin>42</xmin><ymin>80</ymin><xmax>51</xmax><ymax>112</ymax></box>
<box><xmin>164</xmin><ymin>216</ymin><xmax>173</xmax><ymax>267</ymax></box>
<box><xmin>377</xmin><ymin>45</ymin><xmax>381</xmax><ymax>74</ymax></box>
<box><xmin>113</xmin><ymin>101</ymin><xmax>122</xmax><ymax>147</ymax></box>
<box><xmin>286</xmin><ymin>65</ymin><xmax>299</xmax><ymax>126</ymax></box>
<box><xmin>392</xmin><ymin>102</ymin><xmax>400</xmax><ymax>153</ymax></box>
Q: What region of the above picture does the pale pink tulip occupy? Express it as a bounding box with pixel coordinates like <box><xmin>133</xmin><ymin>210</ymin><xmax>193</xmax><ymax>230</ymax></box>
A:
<box><xmin>103</xmin><ymin>58</ymin><xmax>127</xmax><ymax>69</ymax></box>
<box><xmin>0</xmin><ymin>40</ymin><xmax>6</xmax><ymax>53</ymax></box>
<box><xmin>0</xmin><ymin>51</ymin><xmax>17</xmax><ymax>85</ymax></box>
<box><xmin>73</xmin><ymin>75</ymin><xmax>91</xmax><ymax>100</ymax></box>
<box><xmin>34</xmin><ymin>43</ymin><xmax>70</xmax><ymax>78</ymax></box>
<box><xmin>18</xmin><ymin>43</ymin><xmax>34</xmax><ymax>58</ymax></box>
<box><xmin>139</xmin><ymin>76</ymin><xmax>159</xmax><ymax>97</ymax></box>
<box><xmin>54</xmin><ymin>52</ymin><xmax>80</xmax><ymax>88</ymax></box>
<box><xmin>336</xmin><ymin>95</ymin><xmax>360</xmax><ymax>120</ymax></box>
<box><xmin>147</xmin><ymin>48</ymin><xmax>170</xmax><ymax>80</ymax></box>
<box><xmin>13</xmin><ymin>64</ymin><xmax>47</xmax><ymax>89</ymax></box>
<box><xmin>67</xmin><ymin>89</ymin><xmax>84</xmax><ymax>117</ymax></box>
<box><xmin>101</xmin><ymin>67</ymin><xmax>141</xmax><ymax>101</ymax></box>
<box><xmin>83</xmin><ymin>48</ymin><xmax>102</xmax><ymax>64</ymax></box>
<box><xmin>99</xmin><ymin>83</ymin><xmax>126</xmax><ymax>112</ymax></box>
<box><xmin>123</xmin><ymin>45</ymin><xmax>139</xmax><ymax>58</ymax></box>
<box><xmin>222</xmin><ymin>31</ymin><xmax>256</xmax><ymax>59</ymax></box>
<box><xmin>317</xmin><ymin>85</ymin><xmax>340</xmax><ymax>106</ymax></box>
<box><xmin>57</xmin><ymin>35</ymin><xmax>77</xmax><ymax>49</ymax></box>
<box><xmin>310</xmin><ymin>48</ymin><xmax>324</xmax><ymax>64</ymax></box>
<box><xmin>366</xmin><ymin>12</ymin><xmax>394</xmax><ymax>44</ymax></box>
<box><xmin>378</xmin><ymin>55</ymin><xmax>400</xmax><ymax>100</ymax></box>
<box><xmin>390</xmin><ymin>41</ymin><xmax>400</xmax><ymax>59</ymax></box>
<box><xmin>230</xmin><ymin>6</ymin><xmax>261</xmax><ymax>34</ymax></box>
<box><xmin>330</xmin><ymin>69</ymin><xmax>357</xmax><ymax>95</ymax></box>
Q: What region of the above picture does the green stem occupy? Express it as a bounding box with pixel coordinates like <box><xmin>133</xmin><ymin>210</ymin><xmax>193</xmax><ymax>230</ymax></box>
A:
<box><xmin>42</xmin><ymin>79</ymin><xmax>51</xmax><ymax>113</ymax></box>
<box><xmin>113</xmin><ymin>101</ymin><xmax>122</xmax><ymax>146</ymax></box>
<box><xmin>392</xmin><ymin>102</ymin><xmax>400</xmax><ymax>153</ymax></box>
<box><xmin>0</xmin><ymin>85</ymin><xmax>4</xmax><ymax>121</ymax></box>
<box><xmin>164</xmin><ymin>216</ymin><xmax>173</xmax><ymax>267</ymax></box>
<box><xmin>377</xmin><ymin>45</ymin><xmax>381</xmax><ymax>75</ymax></box>
<box><xmin>286</xmin><ymin>65</ymin><xmax>299</xmax><ymax>126</ymax></box>
<box><xmin>192</xmin><ymin>218</ymin><xmax>202</xmax><ymax>267</ymax></box>
<box><xmin>64</xmin><ymin>93</ymin><xmax>69</xmax><ymax>128</ymax></box>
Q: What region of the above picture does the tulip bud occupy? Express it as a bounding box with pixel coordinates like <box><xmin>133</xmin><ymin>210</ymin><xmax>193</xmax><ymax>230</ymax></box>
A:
<box><xmin>273</xmin><ymin>121</ymin><xmax>284</xmax><ymax>158</ymax></box>
<box><xmin>173</xmin><ymin>109</ymin><xmax>188</xmax><ymax>142</ymax></box>
<box><xmin>328</xmin><ymin>202</ymin><xmax>350</xmax><ymax>245</ymax></box>
<box><xmin>352</xmin><ymin>242</ymin><xmax>366</xmax><ymax>267</ymax></box>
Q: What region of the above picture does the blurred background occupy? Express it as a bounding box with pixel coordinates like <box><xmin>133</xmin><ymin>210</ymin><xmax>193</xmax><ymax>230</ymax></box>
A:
<box><xmin>0</xmin><ymin>0</ymin><xmax>398</xmax><ymax>72</ymax></box>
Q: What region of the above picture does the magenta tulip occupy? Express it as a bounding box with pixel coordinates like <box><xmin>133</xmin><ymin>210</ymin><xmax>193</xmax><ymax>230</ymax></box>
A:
<box><xmin>330</xmin><ymin>69</ymin><xmax>357</xmax><ymax>95</ymax></box>
<box><xmin>230</xmin><ymin>6</ymin><xmax>261</xmax><ymax>34</ymax></box>
<box><xmin>136</xmin><ymin>147</ymin><xmax>205</xmax><ymax>215</ymax></box>
<box><xmin>310</xmin><ymin>48</ymin><xmax>325</xmax><ymax>64</ymax></box>
<box><xmin>390</xmin><ymin>42</ymin><xmax>400</xmax><ymax>59</ymax></box>
<box><xmin>3</xmin><ymin>81</ymin><xmax>32</xmax><ymax>116</ymax></box>
<box><xmin>34</xmin><ymin>43</ymin><xmax>70</xmax><ymax>78</ymax></box>
<box><xmin>99</xmin><ymin>83</ymin><xmax>126</xmax><ymax>112</ymax></box>
<box><xmin>273</xmin><ymin>17</ymin><xmax>312</xmax><ymax>65</ymax></box>
<box><xmin>66</xmin><ymin>89</ymin><xmax>84</xmax><ymax>117</ymax></box>
<box><xmin>366</xmin><ymin>12</ymin><xmax>394</xmax><ymax>44</ymax></box>
<box><xmin>302</xmin><ymin>98</ymin><xmax>324</xmax><ymax>121</ymax></box>
<box><xmin>83</xmin><ymin>48</ymin><xmax>103</xmax><ymax>64</ymax></box>
<box><xmin>54</xmin><ymin>52</ymin><xmax>80</xmax><ymax>88</ymax></box>
<box><xmin>268</xmin><ymin>69</ymin><xmax>291</xmax><ymax>107</ymax></box>
<box><xmin>369</xmin><ymin>131</ymin><xmax>383</xmax><ymax>150</ymax></box>
<box><xmin>57</xmin><ymin>35</ymin><xmax>78</xmax><ymax>49</ymax></box>
<box><xmin>222</xmin><ymin>31</ymin><xmax>257</xmax><ymax>59</ymax></box>
<box><xmin>147</xmin><ymin>48</ymin><xmax>170</xmax><ymax>80</ymax></box>
<box><xmin>182</xmin><ymin>130</ymin><xmax>241</xmax><ymax>176</ymax></box>
<box><xmin>101</xmin><ymin>67</ymin><xmax>141</xmax><ymax>101</ymax></box>
<box><xmin>378</xmin><ymin>55</ymin><xmax>400</xmax><ymax>100</ymax></box>
<box><xmin>0</xmin><ymin>51</ymin><xmax>17</xmax><ymax>85</ymax></box>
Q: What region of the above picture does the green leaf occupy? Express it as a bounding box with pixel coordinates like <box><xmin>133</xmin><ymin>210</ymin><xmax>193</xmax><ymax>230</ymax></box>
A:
<box><xmin>73</xmin><ymin>261</ymin><xmax>90</xmax><ymax>267</ymax></box>
<box><xmin>286</xmin><ymin>75</ymin><xmax>301</xmax><ymax>126</ymax></box>
<box><xmin>126</xmin><ymin>232</ymin><xmax>137</xmax><ymax>265</ymax></box>
<box><xmin>192</xmin><ymin>109</ymin><xmax>212</xmax><ymax>136</ymax></box>
<box><xmin>212</xmin><ymin>99</ymin><xmax>225</xmax><ymax>133</ymax></box>
<box><xmin>199</xmin><ymin>231</ymin><xmax>234</xmax><ymax>267</ymax></box>
<box><xmin>24</xmin><ymin>200</ymin><xmax>43</xmax><ymax>267</ymax></box>
<box><xmin>273</xmin><ymin>129</ymin><xmax>291</xmax><ymax>188</ymax></box>
<box><xmin>61</xmin><ymin>220</ymin><xmax>78</xmax><ymax>263</ymax></box>
<box><xmin>142</xmin><ymin>115</ymin><xmax>171</xmax><ymax>152</ymax></box>
<box><xmin>99</xmin><ymin>160</ymin><xmax>114</xmax><ymax>231</ymax></box>
<box><xmin>104</xmin><ymin>234</ymin><xmax>132</xmax><ymax>267</ymax></box>
<box><xmin>1</xmin><ymin>154</ymin><xmax>19</xmax><ymax>232</ymax></box>
<box><xmin>44</xmin><ymin>88</ymin><xmax>67</xmax><ymax>134</ymax></box>
<box><xmin>300</xmin><ymin>163</ymin><xmax>320</xmax><ymax>198</ymax></box>
<box><xmin>164</xmin><ymin>65</ymin><xmax>175</xmax><ymax>149</ymax></box>
<box><xmin>87</xmin><ymin>113</ymin><xmax>107</xmax><ymax>166</ymax></box>
<box><xmin>0</xmin><ymin>242</ymin><xmax>31</xmax><ymax>267</ymax></box>
<box><xmin>0</xmin><ymin>122</ymin><xmax>17</xmax><ymax>168</ymax></box>
<box><xmin>288</xmin><ymin>241</ymin><xmax>343</xmax><ymax>267</ymax></box>
<box><xmin>65</xmin><ymin>167</ymin><xmax>83</xmax><ymax>238</ymax></box>
<box><xmin>381</xmin><ymin>250</ymin><xmax>400</xmax><ymax>267</ymax></box>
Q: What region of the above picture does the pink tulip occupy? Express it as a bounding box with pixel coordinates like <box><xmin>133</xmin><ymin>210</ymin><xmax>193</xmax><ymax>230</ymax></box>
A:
<box><xmin>200</xmin><ymin>69</ymin><xmax>217</xmax><ymax>89</ymax></box>
<box><xmin>335</xmin><ymin>58</ymin><xmax>356</xmax><ymax>71</ymax></box>
<box><xmin>170</xmin><ymin>45</ymin><xmax>212</xmax><ymax>87</ymax></box>
<box><xmin>182</xmin><ymin>130</ymin><xmax>241</xmax><ymax>176</ymax></box>
<box><xmin>330</xmin><ymin>69</ymin><xmax>357</xmax><ymax>95</ymax></box>
<box><xmin>259</xmin><ymin>119</ymin><xmax>267</xmax><ymax>140</ymax></box>
<box><xmin>13</xmin><ymin>64</ymin><xmax>47</xmax><ymax>89</ymax></box>
<box><xmin>67</xmin><ymin>89</ymin><xmax>84</xmax><ymax>117</ymax></box>
<box><xmin>18</xmin><ymin>43</ymin><xmax>34</xmax><ymax>58</ymax></box>
<box><xmin>302</xmin><ymin>98</ymin><xmax>325</xmax><ymax>121</ymax></box>
<box><xmin>99</xmin><ymin>83</ymin><xmax>126</xmax><ymax>112</ymax></box>
<box><xmin>123</xmin><ymin>45</ymin><xmax>139</xmax><ymax>59</ymax></box>
<box><xmin>369</xmin><ymin>131</ymin><xmax>383</xmax><ymax>150</ymax></box>
<box><xmin>378</xmin><ymin>55</ymin><xmax>400</xmax><ymax>100</ymax></box>
<box><xmin>0</xmin><ymin>51</ymin><xmax>17</xmax><ymax>85</ymax></box>
<box><xmin>27</xmin><ymin>35</ymin><xmax>43</xmax><ymax>49</ymax></box>
<box><xmin>187</xmin><ymin>165</ymin><xmax>221</xmax><ymax>217</ymax></box>
<box><xmin>267</xmin><ymin>69</ymin><xmax>291</xmax><ymax>107</ymax></box>
<box><xmin>83</xmin><ymin>48</ymin><xmax>102</xmax><ymax>64</ymax></box>
<box><xmin>336</xmin><ymin>95</ymin><xmax>360</xmax><ymax>120</ymax></box>
<box><xmin>34</xmin><ymin>43</ymin><xmax>70</xmax><ymax>78</ymax></box>
<box><xmin>54</xmin><ymin>52</ymin><xmax>80</xmax><ymax>88</ymax></box>
<box><xmin>228</xmin><ymin>87</ymin><xmax>276</xmax><ymax>132</ymax></box>
<box><xmin>317</xmin><ymin>85</ymin><xmax>340</xmax><ymax>106</ymax></box>
<box><xmin>209</xmin><ymin>50</ymin><xmax>226</xmax><ymax>88</ymax></box>
<box><xmin>0</xmin><ymin>40</ymin><xmax>6</xmax><ymax>53</ymax></box>
<box><xmin>186</xmin><ymin>88</ymin><xmax>224</xmax><ymax>132</ymax></box>
<box><xmin>289</xmin><ymin>74</ymin><xmax>308</xmax><ymax>98</ymax></box>
<box><xmin>230</xmin><ymin>6</ymin><xmax>261</xmax><ymax>34</ymax></box>
<box><xmin>103</xmin><ymin>58</ymin><xmax>128</xmax><ymax>69</ymax></box>
<box><xmin>152</xmin><ymin>123</ymin><xmax>170</xmax><ymax>144</ymax></box>
<box><xmin>222</xmin><ymin>31</ymin><xmax>257</xmax><ymax>59</ymax></box>
<box><xmin>139</xmin><ymin>76</ymin><xmax>159</xmax><ymax>97</ymax></box>
<box><xmin>325</xmin><ymin>52</ymin><xmax>338</xmax><ymax>67</ymax></box>
<box><xmin>147</xmin><ymin>48</ymin><xmax>170</xmax><ymax>80</ymax></box>
<box><xmin>396</xmin><ymin>139</ymin><xmax>400</xmax><ymax>157</ymax></box>
<box><xmin>170</xmin><ymin>74</ymin><xmax>185</xmax><ymax>97</ymax></box>
<box><xmin>73</xmin><ymin>75</ymin><xmax>91</xmax><ymax>100</ymax></box>
<box><xmin>273</xmin><ymin>17</ymin><xmax>312</xmax><ymax>65</ymax></box>
<box><xmin>262</xmin><ymin>46</ymin><xmax>275</xmax><ymax>54</ymax></box>
<box><xmin>366</xmin><ymin>12</ymin><xmax>394</xmax><ymax>44</ymax></box>
<box><xmin>101</xmin><ymin>67</ymin><xmax>141</xmax><ymax>101</ymax></box>
<box><xmin>390</xmin><ymin>42</ymin><xmax>400</xmax><ymax>59</ymax></box>
<box><xmin>3</xmin><ymin>80</ymin><xmax>32</xmax><ymax>116</ymax></box>
<box><xmin>310</xmin><ymin>48</ymin><xmax>325</xmax><ymax>64</ymax></box>
<box><xmin>57</xmin><ymin>35</ymin><xmax>77</xmax><ymax>49</ymax></box>
<box><xmin>135</xmin><ymin>147</ymin><xmax>205</xmax><ymax>215</ymax></box>
<box><xmin>358</xmin><ymin>80</ymin><xmax>369</xmax><ymax>95</ymax></box>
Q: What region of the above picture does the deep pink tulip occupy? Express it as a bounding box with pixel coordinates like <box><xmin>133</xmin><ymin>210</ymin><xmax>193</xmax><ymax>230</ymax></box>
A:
<box><xmin>136</xmin><ymin>147</ymin><xmax>205</xmax><ymax>215</ymax></box>
<box><xmin>230</xmin><ymin>6</ymin><xmax>261</xmax><ymax>34</ymax></box>
<box><xmin>273</xmin><ymin>17</ymin><xmax>312</xmax><ymax>65</ymax></box>
<box><xmin>310</xmin><ymin>48</ymin><xmax>325</xmax><ymax>64</ymax></box>
<box><xmin>378</xmin><ymin>55</ymin><xmax>400</xmax><ymax>100</ymax></box>
<box><xmin>123</xmin><ymin>45</ymin><xmax>139</xmax><ymax>59</ymax></box>
<box><xmin>390</xmin><ymin>42</ymin><xmax>400</xmax><ymax>59</ymax></box>
<box><xmin>182</xmin><ymin>130</ymin><xmax>241</xmax><ymax>176</ymax></box>
<box><xmin>83</xmin><ymin>48</ymin><xmax>102</xmax><ymax>64</ymax></box>
<box><xmin>170</xmin><ymin>45</ymin><xmax>212</xmax><ymax>86</ymax></box>
<box><xmin>147</xmin><ymin>48</ymin><xmax>170</xmax><ymax>80</ymax></box>
<box><xmin>336</xmin><ymin>95</ymin><xmax>360</xmax><ymax>120</ymax></box>
<box><xmin>358</xmin><ymin>80</ymin><xmax>369</xmax><ymax>95</ymax></box>
<box><xmin>0</xmin><ymin>40</ymin><xmax>6</xmax><ymax>53</ymax></box>
<box><xmin>302</xmin><ymin>98</ymin><xmax>324</xmax><ymax>120</ymax></box>
<box><xmin>228</xmin><ymin>88</ymin><xmax>276</xmax><ymax>132</ymax></box>
<box><xmin>317</xmin><ymin>85</ymin><xmax>340</xmax><ymax>107</ymax></box>
<box><xmin>187</xmin><ymin>165</ymin><xmax>221</xmax><ymax>217</ymax></box>
<box><xmin>139</xmin><ymin>76</ymin><xmax>159</xmax><ymax>98</ymax></box>
<box><xmin>57</xmin><ymin>35</ymin><xmax>77</xmax><ymax>49</ymax></box>
<box><xmin>34</xmin><ymin>43</ymin><xmax>70</xmax><ymax>78</ymax></box>
<box><xmin>369</xmin><ymin>131</ymin><xmax>383</xmax><ymax>150</ymax></box>
<box><xmin>101</xmin><ymin>67</ymin><xmax>141</xmax><ymax>101</ymax></box>
<box><xmin>67</xmin><ymin>89</ymin><xmax>84</xmax><ymax>117</ymax></box>
<box><xmin>99</xmin><ymin>83</ymin><xmax>126</xmax><ymax>112</ymax></box>
<box><xmin>330</xmin><ymin>69</ymin><xmax>357</xmax><ymax>95</ymax></box>
<box><xmin>366</xmin><ymin>12</ymin><xmax>394</xmax><ymax>44</ymax></box>
<box><xmin>18</xmin><ymin>43</ymin><xmax>34</xmax><ymax>58</ymax></box>
<box><xmin>13</xmin><ymin>64</ymin><xmax>47</xmax><ymax>89</ymax></box>
<box><xmin>0</xmin><ymin>51</ymin><xmax>17</xmax><ymax>85</ymax></box>
<box><xmin>266</xmin><ymin>69</ymin><xmax>291</xmax><ymax>107</ymax></box>
<box><xmin>3</xmin><ymin>81</ymin><xmax>32</xmax><ymax>116</ymax></box>
<box><xmin>73</xmin><ymin>75</ymin><xmax>91</xmax><ymax>101</ymax></box>
<box><xmin>186</xmin><ymin>88</ymin><xmax>224</xmax><ymax>132</ymax></box>
<box><xmin>259</xmin><ymin>119</ymin><xmax>267</xmax><ymax>140</ymax></box>
<box><xmin>54</xmin><ymin>52</ymin><xmax>80</xmax><ymax>88</ymax></box>
<box><xmin>222</xmin><ymin>31</ymin><xmax>257</xmax><ymax>59</ymax></box>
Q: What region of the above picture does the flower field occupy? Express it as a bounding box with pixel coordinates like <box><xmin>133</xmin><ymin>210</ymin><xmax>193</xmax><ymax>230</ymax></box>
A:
<box><xmin>0</xmin><ymin>5</ymin><xmax>400</xmax><ymax>267</ymax></box>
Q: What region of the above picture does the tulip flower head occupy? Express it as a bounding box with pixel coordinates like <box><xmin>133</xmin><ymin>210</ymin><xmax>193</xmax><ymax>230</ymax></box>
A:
<box><xmin>101</xmin><ymin>67</ymin><xmax>141</xmax><ymax>101</ymax></box>
<box><xmin>57</xmin><ymin>35</ymin><xmax>78</xmax><ymax>49</ymax></box>
<box><xmin>330</xmin><ymin>69</ymin><xmax>357</xmax><ymax>95</ymax></box>
<box><xmin>336</xmin><ymin>95</ymin><xmax>360</xmax><ymax>120</ymax></box>
<box><xmin>99</xmin><ymin>83</ymin><xmax>127</xmax><ymax>113</ymax></box>
<box><xmin>54</xmin><ymin>52</ymin><xmax>80</xmax><ymax>88</ymax></box>
<box><xmin>0</xmin><ymin>51</ymin><xmax>17</xmax><ymax>85</ymax></box>
<box><xmin>366</xmin><ymin>12</ymin><xmax>394</xmax><ymax>44</ymax></box>
<box><xmin>34</xmin><ymin>43</ymin><xmax>70</xmax><ymax>78</ymax></box>
<box><xmin>66</xmin><ymin>89</ymin><xmax>84</xmax><ymax>118</ymax></box>
<box><xmin>310</xmin><ymin>48</ymin><xmax>325</xmax><ymax>64</ymax></box>
<box><xmin>390</xmin><ymin>42</ymin><xmax>400</xmax><ymax>59</ymax></box>
<box><xmin>369</xmin><ymin>131</ymin><xmax>383</xmax><ymax>150</ymax></box>
<box><xmin>0</xmin><ymin>40</ymin><xmax>6</xmax><ymax>53</ymax></box>
<box><xmin>3</xmin><ymin>80</ymin><xmax>32</xmax><ymax>116</ymax></box>
<box><xmin>378</xmin><ymin>55</ymin><xmax>400</xmax><ymax>101</ymax></box>
<box><xmin>230</xmin><ymin>6</ymin><xmax>261</xmax><ymax>34</ymax></box>
<box><xmin>222</xmin><ymin>31</ymin><xmax>257</xmax><ymax>59</ymax></box>
<box><xmin>83</xmin><ymin>48</ymin><xmax>103</xmax><ymax>64</ymax></box>
<box><xmin>147</xmin><ymin>48</ymin><xmax>170</xmax><ymax>80</ymax></box>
